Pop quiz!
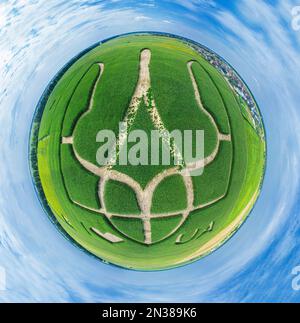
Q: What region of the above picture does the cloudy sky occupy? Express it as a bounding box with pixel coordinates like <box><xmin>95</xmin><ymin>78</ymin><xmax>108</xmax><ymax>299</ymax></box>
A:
<box><xmin>0</xmin><ymin>0</ymin><xmax>300</xmax><ymax>302</ymax></box>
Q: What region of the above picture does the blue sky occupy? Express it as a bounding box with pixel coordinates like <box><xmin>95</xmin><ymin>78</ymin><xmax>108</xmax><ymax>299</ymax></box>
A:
<box><xmin>0</xmin><ymin>0</ymin><xmax>300</xmax><ymax>302</ymax></box>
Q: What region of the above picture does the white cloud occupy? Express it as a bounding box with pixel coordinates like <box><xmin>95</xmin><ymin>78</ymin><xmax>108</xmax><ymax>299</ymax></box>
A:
<box><xmin>134</xmin><ymin>15</ymin><xmax>152</xmax><ymax>21</ymax></box>
<box><xmin>172</xmin><ymin>0</ymin><xmax>216</xmax><ymax>12</ymax></box>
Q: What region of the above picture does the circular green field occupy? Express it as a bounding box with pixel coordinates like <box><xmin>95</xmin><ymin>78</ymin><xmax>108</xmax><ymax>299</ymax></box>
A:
<box><xmin>30</xmin><ymin>33</ymin><xmax>266</xmax><ymax>270</ymax></box>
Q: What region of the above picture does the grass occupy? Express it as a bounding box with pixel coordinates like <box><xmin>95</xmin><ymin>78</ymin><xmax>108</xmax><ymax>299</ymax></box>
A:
<box><xmin>151</xmin><ymin>175</ymin><xmax>187</xmax><ymax>213</ymax></box>
<box><xmin>151</xmin><ymin>215</ymin><xmax>183</xmax><ymax>243</ymax></box>
<box><xmin>150</xmin><ymin>44</ymin><xmax>218</xmax><ymax>158</ymax></box>
<box><xmin>61</xmin><ymin>145</ymin><xmax>100</xmax><ymax>209</ymax></box>
<box><xmin>110</xmin><ymin>217</ymin><xmax>144</xmax><ymax>242</ymax></box>
<box><xmin>238</xmin><ymin>96</ymin><xmax>256</xmax><ymax>130</ymax></box>
<box><xmin>62</xmin><ymin>63</ymin><xmax>101</xmax><ymax>136</ymax></box>
<box><xmin>73</xmin><ymin>42</ymin><xmax>141</xmax><ymax>165</ymax></box>
<box><xmin>192</xmin><ymin>141</ymin><xmax>232</xmax><ymax>207</ymax></box>
<box><xmin>191</xmin><ymin>62</ymin><xmax>230</xmax><ymax>134</ymax></box>
<box><xmin>32</xmin><ymin>33</ymin><xmax>266</xmax><ymax>270</ymax></box>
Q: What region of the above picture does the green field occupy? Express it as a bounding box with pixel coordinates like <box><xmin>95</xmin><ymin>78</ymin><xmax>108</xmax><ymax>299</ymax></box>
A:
<box><xmin>31</xmin><ymin>33</ymin><xmax>266</xmax><ymax>270</ymax></box>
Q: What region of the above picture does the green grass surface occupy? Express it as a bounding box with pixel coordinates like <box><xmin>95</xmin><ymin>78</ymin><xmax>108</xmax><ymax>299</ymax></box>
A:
<box><xmin>73</xmin><ymin>41</ymin><xmax>141</xmax><ymax>165</ymax></box>
<box><xmin>32</xmin><ymin>34</ymin><xmax>266</xmax><ymax>270</ymax></box>
<box><xmin>62</xmin><ymin>63</ymin><xmax>101</xmax><ymax>136</ymax></box>
<box><xmin>151</xmin><ymin>215</ymin><xmax>183</xmax><ymax>243</ymax></box>
<box><xmin>238</xmin><ymin>96</ymin><xmax>256</xmax><ymax>130</ymax></box>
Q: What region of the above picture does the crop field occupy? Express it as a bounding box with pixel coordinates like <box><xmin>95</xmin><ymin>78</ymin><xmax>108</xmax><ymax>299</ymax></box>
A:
<box><xmin>31</xmin><ymin>33</ymin><xmax>266</xmax><ymax>270</ymax></box>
